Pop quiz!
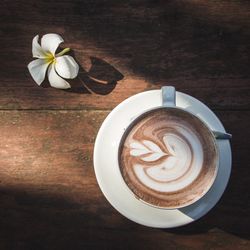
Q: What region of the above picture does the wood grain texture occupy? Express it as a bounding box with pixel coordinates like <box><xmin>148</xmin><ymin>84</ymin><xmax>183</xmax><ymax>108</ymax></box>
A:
<box><xmin>1</xmin><ymin>0</ymin><xmax>250</xmax><ymax>110</ymax></box>
<box><xmin>0</xmin><ymin>0</ymin><xmax>250</xmax><ymax>249</ymax></box>
<box><xmin>0</xmin><ymin>110</ymin><xmax>249</xmax><ymax>249</ymax></box>
<box><xmin>0</xmin><ymin>83</ymin><xmax>250</xmax><ymax>110</ymax></box>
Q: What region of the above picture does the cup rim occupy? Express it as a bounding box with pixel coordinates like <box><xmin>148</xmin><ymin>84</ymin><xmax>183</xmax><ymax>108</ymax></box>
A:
<box><xmin>118</xmin><ymin>105</ymin><xmax>219</xmax><ymax>210</ymax></box>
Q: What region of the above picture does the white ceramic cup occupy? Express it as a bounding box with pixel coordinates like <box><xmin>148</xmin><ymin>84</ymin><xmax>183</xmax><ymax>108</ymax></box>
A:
<box><xmin>118</xmin><ymin>86</ymin><xmax>231</xmax><ymax>209</ymax></box>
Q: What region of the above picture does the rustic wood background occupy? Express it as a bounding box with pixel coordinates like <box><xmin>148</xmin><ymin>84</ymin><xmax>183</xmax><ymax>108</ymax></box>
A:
<box><xmin>1</xmin><ymin>0</ymin><xmax>250</xmax><ymax>249</ymax></box>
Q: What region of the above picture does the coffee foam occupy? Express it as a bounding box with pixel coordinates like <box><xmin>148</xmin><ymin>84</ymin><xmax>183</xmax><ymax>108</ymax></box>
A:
<box><xmin>119</xmin><ymin>108</ymin><xmax>218</xmax><ymax>208</ymax></box>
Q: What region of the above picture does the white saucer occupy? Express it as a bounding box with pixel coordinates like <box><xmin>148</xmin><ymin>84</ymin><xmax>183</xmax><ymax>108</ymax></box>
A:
<box><xmin>93</xmin><ymin>90</ymin><xmax>232</xmax><ymax>228</ymax></box>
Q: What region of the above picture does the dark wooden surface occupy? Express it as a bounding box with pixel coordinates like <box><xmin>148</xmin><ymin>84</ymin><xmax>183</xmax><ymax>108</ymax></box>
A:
<box><xmin>1</xmin><ymin>0</ymin><xmax>250</xmax><ymax>249</ymax></box>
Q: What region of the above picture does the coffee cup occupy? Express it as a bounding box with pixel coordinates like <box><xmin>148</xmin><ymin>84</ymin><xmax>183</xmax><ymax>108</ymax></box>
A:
<box><xmin>118</xmin><ymin>86</ymin><xmax>231</xmax><ymax>209</ymax></box>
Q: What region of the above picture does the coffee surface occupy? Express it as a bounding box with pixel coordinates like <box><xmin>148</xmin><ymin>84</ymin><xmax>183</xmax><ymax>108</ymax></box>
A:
<box><xmin>119</xmin><ymin>108</ymin><xmax>218</xmax><ymax>208</ymax></box>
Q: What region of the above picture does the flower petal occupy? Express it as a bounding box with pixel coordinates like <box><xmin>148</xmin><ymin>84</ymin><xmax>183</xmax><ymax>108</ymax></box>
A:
<box><xmin>27</xmin><ymin>59</ymin><xmax>50</xmax><ymax>85</ymax></box>
<box><xmin>41</xmin><ymin>33</ymin><xmax>64</xmax><ymax>55</ymax></box>
<box><xmin>32</xmin><ymin>35</ymin><xmax>47</xmax><ymax>58</ymax></box>
<box><xmin>48</xmin><ymin>64</ymin><xmax>71</xmax><ymax>89</ymax></box>
<box><xmin>55</xmin><ymin>55</ymin><xmax>79</xmax><ymax>79</ymax></box>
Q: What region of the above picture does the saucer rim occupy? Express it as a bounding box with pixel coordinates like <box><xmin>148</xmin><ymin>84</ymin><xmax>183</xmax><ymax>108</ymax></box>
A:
<box><xmin>93</xmin><ymin>89</ymin><xmax>232</xmax><ymax>228</ymax></box>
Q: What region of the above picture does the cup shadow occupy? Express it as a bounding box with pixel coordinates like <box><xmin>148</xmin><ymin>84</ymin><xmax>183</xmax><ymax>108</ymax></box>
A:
<box><xmin>163</xmin><ymin>180</ymin><xmax>250</xmax><ymax>239</ymax></box>
<box><xmin>160</xmin><ymin>103</ymin><xmax>250</xmax><ymax>240</ymax></box>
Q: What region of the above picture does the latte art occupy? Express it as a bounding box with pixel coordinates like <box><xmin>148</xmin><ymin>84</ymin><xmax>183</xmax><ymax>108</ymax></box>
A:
<box><xmin>119</xmin><ymin>108</ymin><xmax>218</xmax><ymax>208</ymax></box>
<box><xmin>130</xmin><ymin>124</ymin><xmax>204</xmax><ymax>192</ymax></box>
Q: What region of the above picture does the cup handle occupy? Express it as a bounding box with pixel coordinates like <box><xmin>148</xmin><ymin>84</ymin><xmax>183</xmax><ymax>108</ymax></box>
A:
<box><xmin>162</xmin><ymin>86</ymin><xmax>176</xmax><ymax>107</ymax></box>
<box><xmin>212</xmin><ymin>131</ymin><xmax>232</xmax><ymax>140</ymax></box>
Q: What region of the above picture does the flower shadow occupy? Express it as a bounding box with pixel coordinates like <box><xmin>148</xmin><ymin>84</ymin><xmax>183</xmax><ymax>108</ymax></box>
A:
<box><xmin>67</xmin><ymin>55</ymin><xmax>124</xmax><ymax>95</ymax></box>
<box><xmin>41</xmin><ymin>54</ymin><xmax>124</xmax><ymax>95</ymax></box>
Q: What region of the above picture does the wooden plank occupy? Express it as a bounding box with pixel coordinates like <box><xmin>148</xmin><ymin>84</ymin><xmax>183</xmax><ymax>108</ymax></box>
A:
<box><xmin>0</xmin><ymin>110</ymin><xmax>249</xmax><ymax>249</ymax></box>
<box><xmin>1</xmin><ymin>0</ymin><xmax>250</xmax><ymax>110</ymax></box>
<box><xmin>176</xmin><ymin>0</ymin><xmax>250</xmax><ymax>29</ymax></box>
<box><xmin>0</xmin><ymin>189</ymin><xmax>249</xmax><ymax>250</ymax></box>
<box><xmin>0</xmin><ymin>84</ymin><xmax>249</xmax><ymax>110</ymax></box>
<box><xmin>0</xmin><ymin>187</ymin><xmax>248</xmax><ymax>250</ymax></box>
<box><xmin>0</xmin><ymin>111</ymin><xmax>106</xmax><ymax>196</ymax></box>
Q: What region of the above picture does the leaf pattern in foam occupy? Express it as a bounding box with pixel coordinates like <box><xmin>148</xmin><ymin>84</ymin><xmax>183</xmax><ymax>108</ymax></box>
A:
<box><xmin>130</xmin><ymin>142</ymin><xmax>151</xmax><ymax>156</ymax></box>
<box><xmin>143</xmin><ymin>140</ymin><xmax>163</xmax><ymax>154</ymax></box>
<box><xmin>130</xmin><ymin>140</ymin><xmax>166</xmax><ymax>162</ymax></box>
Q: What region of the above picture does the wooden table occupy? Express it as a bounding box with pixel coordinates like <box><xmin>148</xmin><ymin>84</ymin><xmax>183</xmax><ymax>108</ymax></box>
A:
<box><xmin>1</xmin><ymin>0</ymin><xmax>250</xmax><ymax>249</ymax></box>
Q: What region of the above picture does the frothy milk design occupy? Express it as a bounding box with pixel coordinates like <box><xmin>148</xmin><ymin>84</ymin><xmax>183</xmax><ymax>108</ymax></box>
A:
<box><xmin>119</xmin><ymin>109</ymin><xmax>217</xmax><ymax>208</ymax></box>
<box><xmin>129</xmin><ymin>125</ymin><xmax>204</xmax><ymax>192</ymax></box>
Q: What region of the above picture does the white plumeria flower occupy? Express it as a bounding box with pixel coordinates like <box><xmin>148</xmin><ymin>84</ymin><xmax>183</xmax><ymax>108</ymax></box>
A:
<box><xmin>27</xmin><ymin>33</ymin><xmax>79</xmax><ymax>89</ymax></box>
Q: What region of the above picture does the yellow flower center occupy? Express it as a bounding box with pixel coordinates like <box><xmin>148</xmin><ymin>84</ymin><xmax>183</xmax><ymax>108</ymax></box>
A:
<box><xmin>45</xmin><ymin>48</ymin><xmax>70</xmax><ymax>64</ymax></box>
